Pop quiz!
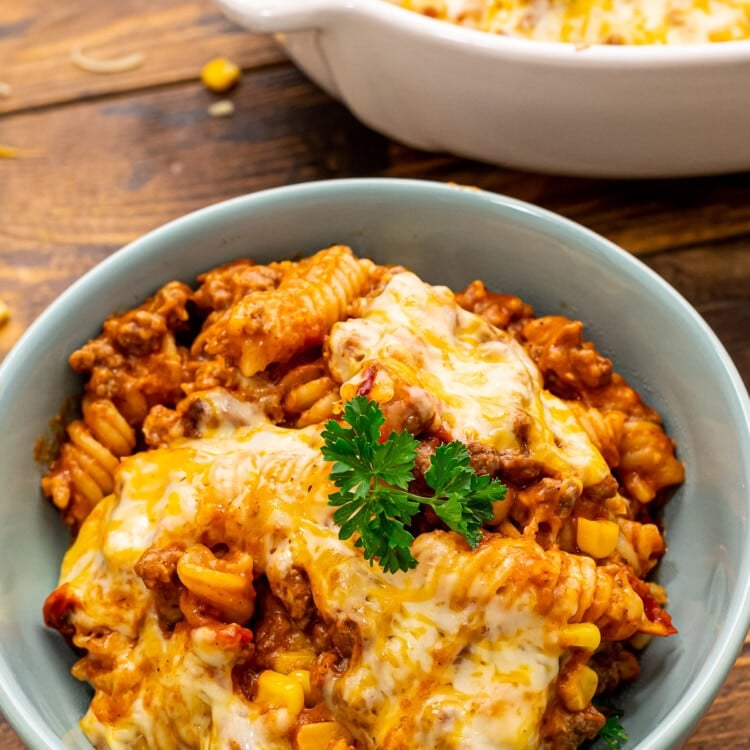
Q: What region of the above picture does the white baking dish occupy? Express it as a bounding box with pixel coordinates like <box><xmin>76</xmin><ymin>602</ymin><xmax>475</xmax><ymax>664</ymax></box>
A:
<box><xmin>215</xmin><ymin>0</ymin><xmax>750</xmax><ymax>177</ymax></box>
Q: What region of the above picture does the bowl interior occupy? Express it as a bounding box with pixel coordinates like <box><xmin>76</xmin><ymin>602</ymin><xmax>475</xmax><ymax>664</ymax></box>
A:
<box><xmin>0</xmin><ymin>179</ymin><xmax>748</xmax><ymax>750</ymax></box>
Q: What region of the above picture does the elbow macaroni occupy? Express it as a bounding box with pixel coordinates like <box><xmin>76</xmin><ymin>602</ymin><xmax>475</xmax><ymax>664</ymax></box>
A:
<box><xmin>42</xmin><ymin>247</ymin><xmax>683</xmax><ymax>750</ymax></box>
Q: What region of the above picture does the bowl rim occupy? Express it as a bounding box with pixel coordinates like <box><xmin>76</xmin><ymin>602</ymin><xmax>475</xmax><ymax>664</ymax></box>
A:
<box><xmin>1</xmin><ymin>178</ymin><xmax>749</xmax><ymax>750</ymax></box>
<box><xmin>288</xmin><ymin>0</ymin><xmax>750</xmax><ymax>66</ymax></box>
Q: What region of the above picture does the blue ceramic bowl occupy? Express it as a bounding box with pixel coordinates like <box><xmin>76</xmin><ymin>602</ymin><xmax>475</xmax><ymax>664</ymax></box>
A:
<box><xmin>1</xmin><ymin>179</ymin><xmax>749</xmax><ymax>750</ymax></box>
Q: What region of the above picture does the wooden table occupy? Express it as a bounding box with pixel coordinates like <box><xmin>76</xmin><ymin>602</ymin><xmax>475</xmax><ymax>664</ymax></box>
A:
<box><xmin>1</xmin><ymin>1</ymin><xmax>748</xmax><ymax>748</ymax></box>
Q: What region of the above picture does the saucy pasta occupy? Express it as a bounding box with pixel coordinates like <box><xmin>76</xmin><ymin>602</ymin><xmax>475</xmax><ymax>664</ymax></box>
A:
<box><xmin>42</xmin><ymin>246</ymin><xmax>684</xmax><ymax>750</ymax></box>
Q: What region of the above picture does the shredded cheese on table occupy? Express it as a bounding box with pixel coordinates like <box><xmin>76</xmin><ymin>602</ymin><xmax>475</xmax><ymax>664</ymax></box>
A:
<box><xmin>70</xmin><ymin>45</ymin><xmax>146</xmax><ymax>74</ymax></box>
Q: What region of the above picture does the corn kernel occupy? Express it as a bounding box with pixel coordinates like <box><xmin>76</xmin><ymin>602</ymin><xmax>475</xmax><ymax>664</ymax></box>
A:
<box><xmin>635</xmin><ymin>523</ymin><xmax>664</xmax><ymax>560</ymax></box>
<box><xmin>256</xmin><ymin>670</ymin><xmax>305</xmax><ymax>716</ymax></box>
<box><xmin>289</xmin><ymin>669</ymin><xmax>312</xmax><ymax>702</ymax></box>
<box><xmin>558</xmin><ymin>664</ymin><xmax>599</xmax><ymax>712</ymax></box>
<box><xmin>576</xmin><ymin>518</ymin><xmax>619</xmax><ymax>558</ymax></box>
<box><xmin>558</xmin><ymin>623</ymin><xmax>601</xmax><ymax>651</ymax></box>
<box><xmin>709</xmin><ymin>28</ymin><xmax>734</xmax><ymax>41</ymax></box>
<box><xmin>269</xmin><ymin>649</ymin><xmax>316</xmax><ymax>674</ymax></box>
<box><xmin>201</xmin><ymin>57</ymin><xmax>241</xmax><ymax>93</ymax></box>
<box><xmin>295</xmin><ymin>722</ymin><xmax>348</xmax><ymax>750</ymax></box>
<box><xmin>369</xmin><ymin>372</ymin><xmax>395</xmax><ymax>403</ymax></box>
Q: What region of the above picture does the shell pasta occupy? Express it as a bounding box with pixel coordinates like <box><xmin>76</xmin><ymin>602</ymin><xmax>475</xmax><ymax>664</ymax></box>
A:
<box><xmin>42</xmin><ymin>247</ymin><xmax>683</xmax><ymax>750</ymax></box>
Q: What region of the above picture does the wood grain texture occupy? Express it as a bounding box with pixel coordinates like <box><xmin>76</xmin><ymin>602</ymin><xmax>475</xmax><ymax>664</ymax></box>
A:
<box><xmin>383</xmin><ymin>147</ymin><xmax>750</xmax><ymax>258</ymax></box>
<box><xmin>0</xmin><ymin>0</ymin><xmax>284</xmax><ymax>114</ymax></box>
<box><xmin>0</xmin><ymin>66</ymin><xmax>389</xmax><ymax>355</ymax></box>
<box><xmin>0</xmin><ymin>723</ymin><xmax>21</xmax><ymax>750</ymax></box>
<box><xmin>0</xmin><ymin>0</ymin><xmax>749</xmax><ymax>748</ymax></box>
<box><xmin>1</xmin><ymin>67</ymin><xmax>748</xmax><ymax>376</ymax></box>
<box><xmin>688</xmin><ymin>642</ymin><xmax>750</xmax><ymax>749</ymax></box>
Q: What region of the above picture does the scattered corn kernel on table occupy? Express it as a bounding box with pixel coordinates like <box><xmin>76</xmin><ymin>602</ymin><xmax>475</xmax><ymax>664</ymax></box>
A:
<box><xmin>1</xmin><ymin>1</ymin><xmax>749</xmax><ymax>748</ymax></box>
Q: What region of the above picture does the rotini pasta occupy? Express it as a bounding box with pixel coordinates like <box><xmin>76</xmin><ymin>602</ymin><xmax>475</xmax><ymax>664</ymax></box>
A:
<box><xmin>176</xmin><ymin>544</ymin><xmax>255</xmax><ymax>625</ymax></box>
<box><xmin>41</xmin><ymin>397</ymin><xmax>136</xmax><ymax>530</ymax></box>
<box><xmin>194</xmin><ymin>246</ymin><xmax>377</xmax><ymax>377</ymax></box>
<box><xmin>279</xmin><ymin>359</ymin><xmax>340</xmax><ymax>428</ymax></box>
<box><xmin>42</xmin><ymin>248</ymin><xmax>683</xmax><ymax>750</ymax></box>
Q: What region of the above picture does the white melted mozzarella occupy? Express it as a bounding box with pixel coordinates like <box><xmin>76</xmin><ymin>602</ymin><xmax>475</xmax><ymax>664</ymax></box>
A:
<box><xmin>80</xmin><ymin>618</ymin><xmax>288</xmax><ymax>750</ymax></box>
<box><xmin>63</xmin><ymin>415</ymin><xmax>337</xmax><ymax>750</ymax></box>
<box><xmin>389</xmin><ymin>0</ymin><xmax>750</xmax><ymax>44</ymax></box>
<box><xmin>328</xmin><ymin>272</ymin><xmax>609</xmax><ymax>488</ymax></box>
<box><xmin>313</xmin><ymin>533</ymin><xmax>560</xmax><ymax>749</ymax></box>
<box><xmin>59</xmin><ymin>274</ymin><xmax>613</xmax><ymax>749</ymax></box>
<box><xmin>61</xmin><ymin>412</ymin><xmax>563</xmax><ymax>749</ymax></box>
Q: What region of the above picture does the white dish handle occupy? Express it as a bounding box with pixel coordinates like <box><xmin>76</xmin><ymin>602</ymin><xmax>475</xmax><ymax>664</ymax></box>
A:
<box><xmin>215</xmin><ymin>0</ymin><xmax>342</xmax><ymax>33</ymax></box>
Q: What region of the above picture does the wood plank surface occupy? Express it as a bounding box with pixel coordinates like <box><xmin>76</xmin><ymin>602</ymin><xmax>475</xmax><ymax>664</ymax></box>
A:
<box><xmin>1</xmin><ymin>0</ymin><xmax>749</xmax><ymax>748</ymax></box>
<box><xmin>690</xmin><ymin>642</ymin><xmax>750</xmax><ymax>749</ymax></box>
<box><xmin>0</xmin><ymin>0</ymin><xmax>284</xmax><ymax>114</ymax></box>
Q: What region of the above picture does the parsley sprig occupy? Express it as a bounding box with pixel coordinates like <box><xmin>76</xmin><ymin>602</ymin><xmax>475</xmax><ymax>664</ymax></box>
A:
<box><xmin>321</xmin><ymin>396</ymin><xmax>506</xmax><ymax>573</ymax></box>
<box><xmin>598</xmin><ymin>715</ymin><xmax>628</xmax><ymax>750</ymax></box>
<box><xmin>590</xmin><ymin>700</ymin><xmax>628</xmax><ymax>750</ymax></box>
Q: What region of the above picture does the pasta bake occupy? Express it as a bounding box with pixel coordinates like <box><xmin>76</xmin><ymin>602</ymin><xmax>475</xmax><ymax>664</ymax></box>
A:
<box><xmin>42</xmin><ymin>246</ymin><xmax>684</xmax><ymax>750</ymax></box>
<box><xmin>390</xmin><ymin>0</ymin><xmax>750</xmax><ymax>44</ymax></box>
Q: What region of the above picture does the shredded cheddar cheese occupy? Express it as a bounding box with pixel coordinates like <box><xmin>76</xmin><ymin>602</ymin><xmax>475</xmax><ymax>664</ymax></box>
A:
<box><xmin>59</xmin><ymin>410</ymin><xmax>561</xmax><ymax>749</ymax></box>
<box><xmin>43</xmin><ymin>253</ymin><xmax>683</xmax><ymax>750</ymax></box>
<box><xmin>390</xmin><ymin>0</ymin><xmax>750</xmax><ymax>43</ymax></box>
<box><xmin>70</xmin><ymin>45</ymin><xmax>146</xmax><ymax>74</ymax></box>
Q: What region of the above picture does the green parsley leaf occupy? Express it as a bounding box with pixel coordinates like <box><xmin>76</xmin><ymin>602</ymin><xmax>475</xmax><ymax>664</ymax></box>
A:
<box><xmin>425</xmin><ymin>442</ymin><xmax>505</xmax><ymax>547</ymax></box>
<box><xmin>598</xmin><ymin>715</ymin><xmax>628</xmax><ymax>750</ymax></box>
<box><xmin>321</xmin><ymin>396</ymin><xmax>507</xmax><ymax>573</ymax></box>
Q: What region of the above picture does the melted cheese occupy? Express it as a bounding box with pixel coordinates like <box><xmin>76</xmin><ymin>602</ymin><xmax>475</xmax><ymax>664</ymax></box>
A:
<box><xmin>60</xmin><ymin>401</ymin><xmax>568</xmax><ymax>749</ymax></box>
<box><xmin>313</xmin><ymin>533</ymin><xmax>560</xmax><ymax>749</ymax></box>
<box><xmin>391</xmin><ymin>0</ymin><xmax>750</xmax><ymax>43</ymax></box>
<box><xmin>57</xmin><ymin>273</ymin><xmax>619</xmax><ymax>750</ymax></box>
<box><xmin>328</xmin><ymin>272</ymin><xmax>609</xmax><ymax>488</ymax></box>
